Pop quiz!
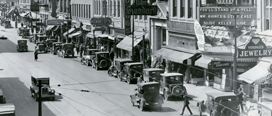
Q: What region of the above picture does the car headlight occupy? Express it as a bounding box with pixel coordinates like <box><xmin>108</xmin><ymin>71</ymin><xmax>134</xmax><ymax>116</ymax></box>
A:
<box><xmin>50</xmin><ymin>89</ymin><xmax>55</xmax><ymax>93</ymax></box>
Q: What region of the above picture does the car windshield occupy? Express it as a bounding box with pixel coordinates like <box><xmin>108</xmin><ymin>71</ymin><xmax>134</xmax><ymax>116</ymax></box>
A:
<box><xmin>87</xmin><ymin>51</ymin><xmax>95</xmax><ymax>55</ymax></box>
<box><xmin>165</xmin><ymin>76</ymin><xmax>182</xmax><ymax>84</ymax></box>
<box><xmin>142</xmin><ymin>85</ymin><xmax>159</xmax><ymax>93</ymax></box>
<box><xmin>18</xmin><ymin>40</ymin><xmax>27</xmax><ymax>44</ymax></box>
<box><xmin>39</xmin><ymin>80</ymin><xmax>49</xmax><ymax>85</ymax></box>
<box><xmin>131</xmin><ymin>65</ymin><xmax>142</xmax><ymax>69</ymax></box>
<box><xmin>98</xmin><ymin>53</ymin><xmax>109</xmax><ymax>58</ymax></box>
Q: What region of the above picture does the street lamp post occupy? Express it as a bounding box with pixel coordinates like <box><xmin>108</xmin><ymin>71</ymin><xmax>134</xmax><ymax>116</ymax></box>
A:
<box><xmin>232</xmin><ymin>13</ymin><xmax>239</xmax><ymax>92</ymax></box>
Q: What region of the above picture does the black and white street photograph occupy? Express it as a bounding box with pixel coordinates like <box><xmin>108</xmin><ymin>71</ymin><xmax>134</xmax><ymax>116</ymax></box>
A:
<box><xmin>0</xmin><ymin>0</ymin><xmax>271</xmax><ymax>116</ymax></box>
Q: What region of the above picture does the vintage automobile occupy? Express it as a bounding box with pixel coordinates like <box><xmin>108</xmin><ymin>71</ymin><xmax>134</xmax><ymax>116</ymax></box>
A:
<box><xmin>45</xmin><ymin>39</ymin><xmax>57</xmax><ymax>52</ymax></box>
<box><xmin>35</xmin><ymin>34</ymin><xmax>47</xmax><ymax>44</ymax></box>
<box><xmin>107</xmin><ymin>58</ymin><xmax>134</xmax><ymax>77</ymax></box>
<box><xmin>0</xmin><ymin>34</ymin><xmax>7</xmax><ymax>40</ymax></box>
<box><xmin>81</xmin><ymin>49</ymin><xmax>100</xmax><ymax>66</ymax></box>
<box><xmin>141</xmin><ymin>68</ymin><xmax>165</xmax><ymax>83</ymax></box>
<box><xmin>30</xmin><ymin>74</ymin><xmax>55</xmax><ymax>101</ymax></box>
<box><xmin>16</xmin><ymin>39</ymin><xmax>28</xmax><ymax>52</ymax></box>
<box><xmin>4</xmin><ymin>20</ymin><xmax>11</xmax><ymax>28</ymax></box>
<box><xmin>91</xmin><ymin>52</ymin><xmax>111</xmax><ymax>70</ymax></box>
<box><xmin>51</xmin><ymin>42</ymin><xmax>62</xmax><ymax>55</ymax></box>
<box><xmin>0</xmin><ymin>89</ymin><xmax>6</xmax><ymax>104</ymax></box>
<box><xmin>159</xmin><ymin>73</ymin><xmax>187</xmax><ymax>100</ymax></box>
<box><xmin>18</xmin><ymin>27</ymin><xmax>30</xmax><ymax>38</ymax></box>
<box><xmin>31</xmin><ymin>33</ymin><xmax>44</xmax><ymax>43</ymax></box>
<box><xmin>35</xmin><ymin>43</ymin><xmax>47</xmax><ymax>53</ymax></box>
<box><xmin>0</xmin><ymin>103</ymin><xmax>15</xmax><ymax>116</ymax></box>
<box><xmin>118</xmin><ymin>62</ymin><xmax>143</xmax><ymax>84</ymax></box>
<box><xmin>130</xmin><ymin>82</ymin><xmax>164</xmax><ymax>111</ymax></box>
<box><xmin>205</xmin><ymin>92</ymin><xmax>239</xmax><ymax>116</ymax></box>
<box><xmin>58</xmin><ymin>43</ymin><xmax>74</xmax><ymax>58</ymax></box>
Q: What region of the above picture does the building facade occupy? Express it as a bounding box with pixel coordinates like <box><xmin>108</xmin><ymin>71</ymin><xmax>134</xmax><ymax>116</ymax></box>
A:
<box><xmin>195</xmin><ymin>0</ymin><xmax>258</xmax><ymax>92</ymax></box>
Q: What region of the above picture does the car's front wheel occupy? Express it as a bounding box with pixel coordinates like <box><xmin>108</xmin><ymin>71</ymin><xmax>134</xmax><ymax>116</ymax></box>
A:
<box><xmin>139</xmin><ymin>100</ymin><xmax>145</xmax><ymax>111</ymax></box>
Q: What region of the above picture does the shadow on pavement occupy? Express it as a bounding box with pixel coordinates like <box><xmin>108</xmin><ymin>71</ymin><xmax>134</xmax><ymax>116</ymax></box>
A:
<box><xmin>0</xmin><ymin>77</ymin><xmax>57</xmax><ymax>116</ymax></box>
<box><xmin>0</xmin><ymin>39</ymin><xmax>18</xmax><ymax>53</ymax></box>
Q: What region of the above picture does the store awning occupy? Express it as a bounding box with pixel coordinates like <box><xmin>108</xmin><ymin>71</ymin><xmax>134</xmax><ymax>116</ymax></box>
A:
<box><xmin>96</xmin><ymin>34</ymin><xmax>115</xmax><ymax>40</ymax></box>
<box><xmin>153</xmin><ymin>48</ymin><xmax>195</xmax><ymax>64</ymax></box>
<box><xmin>46</xmin><ymin>25</ymin><xmax>55</xmax><ymax>31</ymax></box>
<box><xmin>116</xmin><ymin>35</ymin><xmax>143</xmax><ymax>51</ymax></box>
<box><xmin>68</xmin><ymin>31</ymin><xmax>82</xmax><ymax>38</ymax></box>
<box><xmin>195</xmin><ymin>55</ymin><xmax>213</xmax><ymax>68</ymax></box>
<box><xmin>63</xmin><ymin>28</ymin><xmax>76</xmax><ymax>36</ymax></box>
<box><xmin>238</xmin><ymin>61</ymin><xmax>271</xmax><ymax>84</ymax></box>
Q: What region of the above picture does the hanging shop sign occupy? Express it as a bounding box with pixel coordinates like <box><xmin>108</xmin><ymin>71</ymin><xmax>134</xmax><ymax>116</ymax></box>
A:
<box><xmin>199</xmin><ymin>7</ymin><xmax>256</xmax><ymax>26</ymax></box>
<box><xmin>124</xmin><ymin>0</ymin><xmax>131</xmax><ymax>35</ymax></box>
<box><xmin>90</xmin><ymin>17</ymin><xmax>112</xmax><ymax>27</ymax></box>
<box><xmin>167</xmin><ymin>21</ymin><xmax>195</xmax><ymax>34</ymax></box>
<box><xmin>194</xmin><ymin>20</ymin><xmax>205</xmax><ymax>51</ymax></box>
<box><xmin>211</xmin><ymin>61</ymin><xmax>232</xmax><ymax>69</ymax></box>
<box><xmin>126</xmin><ymin>0</ymin><xmax>158</xmax><ymax>15</ymax></box>
<box><xmin>238</xmin><ymin>36</ymin><xmax>272</xmax><ymax>58</ymax></box>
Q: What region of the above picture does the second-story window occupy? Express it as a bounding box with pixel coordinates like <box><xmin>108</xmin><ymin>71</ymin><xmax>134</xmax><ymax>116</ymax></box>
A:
<box><xmin>172</xmin><ymin>0</ymin><xmax>177</xmax><ymax>17</ymax></box>
<box><xmin>89</xmin><ymin>5</ymin><xmax>91</xmax><ymax>18</ymax></box>
<box><xmin>188</xmin><ymin>0</ymin><xmax>193</xmax><ymax>18</ymax></box>
<box><xmin>109</xmin><ymin>1</ymin><xmax>112</xmax><ymax>16</ymax></box>
<box><xmin>180</xmin><ymin>0</ymin><xmax>185</xmax><ymax>17</ymax></box>
<box><xmin>114</xmin><ymin>0</ymin><xmax>116</xmax><ymax>17</ymax></box>
<box><xmin>117</xmin><ymin>0</ymin><xmax>120</xmax><ymax>17</ymax></box>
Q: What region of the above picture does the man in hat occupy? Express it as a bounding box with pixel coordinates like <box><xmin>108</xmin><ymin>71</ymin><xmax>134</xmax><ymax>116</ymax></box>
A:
<box><xmin>180</xmin><ymin>94</ymin><xmax>193</xmax><ymax>115</ymax></box>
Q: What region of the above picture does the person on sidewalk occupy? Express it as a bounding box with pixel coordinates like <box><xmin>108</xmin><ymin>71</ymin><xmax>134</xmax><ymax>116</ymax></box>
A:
<box><xmin>235</xmin><ymin>84</ymin><xmax>245</xmax><ymax>113</ymax></box>
<box><xmin>34</xmin><ymin>50</ymin><xmax>38</xmax><ymax>61</ymax></box>
<box><xmin>180</xmin><ymin>94</ymin><xmax>193</xmax><ymax>115</ymax></box>
<box><xmin>197</xmin><ymin>100</ymin><xmax>206</xmax><ymax>116</ymax></box>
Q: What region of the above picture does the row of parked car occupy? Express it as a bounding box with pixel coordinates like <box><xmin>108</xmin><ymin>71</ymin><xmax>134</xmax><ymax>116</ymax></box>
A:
<box><xmin>14</xmin><ymin>28</ymin><xmax>240</xmax><ymax>115</ymax></box>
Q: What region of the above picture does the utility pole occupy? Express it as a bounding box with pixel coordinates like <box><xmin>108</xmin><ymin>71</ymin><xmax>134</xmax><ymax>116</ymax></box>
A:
<box><xmin>38</xmin><ymin>80</ymin><xmax>42</xmax><ymax>116</ymax></box>
<box><xmin>131</xmin><ymin>8</ymin><xmax>134</xmax><ymax>61</ymax></box>
<box><xmin>231</xmin><ymin>13</ymin><xmax>239</xmax><ymax>93</ymax></box>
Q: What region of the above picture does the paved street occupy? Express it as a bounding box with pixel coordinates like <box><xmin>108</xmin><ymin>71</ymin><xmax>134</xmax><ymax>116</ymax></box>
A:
<box><xmin>0</xmin><ymin>21</ymin><xmax>225</xmax><ymax>116</ymax></box>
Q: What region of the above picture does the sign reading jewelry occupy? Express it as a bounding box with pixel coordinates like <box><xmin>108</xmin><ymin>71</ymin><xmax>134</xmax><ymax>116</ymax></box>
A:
<box><xmin>238</xmin><ymin>37</ymin><xmax>272</xmax><ymax>58</ymax></box>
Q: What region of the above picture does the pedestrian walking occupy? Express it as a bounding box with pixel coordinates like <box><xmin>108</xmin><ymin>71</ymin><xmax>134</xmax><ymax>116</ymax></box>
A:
<box><xmin>236</xmin><ymin>84</ymin><xmax>245</xmax><ymax>113</ymax></box>
<box><xmin>180</xmin><ymin>94</ymin><xmax>193</xmax><ymax>115</ymax></box>
<box><xmin>197</xmin><ymin>100</ymin><xmax>206</xmax><ymax>116</ymax></box>
<box><xmin>34</xmin><ymin>50</ymin><xmax>38</xmax><ymax>61</ymax></box>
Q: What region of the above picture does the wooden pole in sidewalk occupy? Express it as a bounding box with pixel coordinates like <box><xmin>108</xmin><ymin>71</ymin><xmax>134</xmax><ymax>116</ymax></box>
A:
<box><xmin>38</xmin><ymin>80</ymin><xmax>42</xmax><ymax>116</ymax></box>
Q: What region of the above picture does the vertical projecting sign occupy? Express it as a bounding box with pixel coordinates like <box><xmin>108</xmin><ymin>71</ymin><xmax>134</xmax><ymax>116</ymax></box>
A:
<box><xmin>124</xmin><ymin>0</ymin><xmax>131</xmax><ymax>35</ymax></box>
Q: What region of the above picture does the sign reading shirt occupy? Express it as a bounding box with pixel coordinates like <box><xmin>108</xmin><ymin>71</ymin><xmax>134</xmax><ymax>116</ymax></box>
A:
<box><xmin>238</xmin><ymin>36</ymin><xmax>272</xmax><ymax>58</ymax></box>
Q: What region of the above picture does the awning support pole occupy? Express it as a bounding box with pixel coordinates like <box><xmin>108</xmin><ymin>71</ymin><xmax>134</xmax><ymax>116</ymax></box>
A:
<box><xmin>132</xmin><ymin>8</ymin><xmax>134</xmax><ymax>60</ymax></box>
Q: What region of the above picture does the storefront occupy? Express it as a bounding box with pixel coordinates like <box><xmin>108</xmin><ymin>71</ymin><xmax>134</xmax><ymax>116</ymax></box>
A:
<box><xmin>116</xmin><ymin>33</ymin><xmax>144</xmax><ymax>60</ymax></box>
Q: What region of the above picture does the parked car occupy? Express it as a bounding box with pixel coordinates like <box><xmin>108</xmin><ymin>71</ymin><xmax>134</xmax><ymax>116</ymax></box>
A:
<box><xmin>0</xmin><ymin>103</ymin><xmax>15</xmax><ymax>116</ymax></box>
<box><xmin>30</xmin><ymin>74</ymin><xmax>55</xmax><ymax>101</ymax></box>
<box><xmin>35</xmin><ymin>43</ymin><xmax>47</xmax><ymax>53</ymax></box>
<box><xmin>17</xmin><ymin>27</ymin><xmax>28</xmax><ymax>36</ymax></box>
<box><xmin>16</xmin><ymin>39</ymin><xmax>28</xmax><ymax>52</ymax></box>
<box><xmin>4</xmin><ymin>20</ymin><xmax>11</xmax><ymax>28</ymax></box>
<box><xmin>0</xmin><ymin>89</ymin><xmax>6</xmax><ymax>104</ymax></box>
<box><xmin>205</xmin><ymin>92</ymin><xmax>239</xmax><ymax>116</ymax></box>
<box><xmin>0</xmin><ymin>34</ymin><xmax>7</xmax><ymax>40</ymax></box>
<box><xmin>57</xmin><ymin>43</ymin><xmax>74</xmax><ymax>58</ymax></box>
<box><xmin>118</xmin><ymin>62</ymin><xmax>143</xmax><ymax>84</ymax></box>
<box><xmin>81</xmin><ymin>49</ymin><xmax>100</xmax><ymax>66</ymax></box>
<box><xmin>130</xmin><ymin>82</ymin><xmax>164</xmax><ymax>111</ymax></box>
<box><xmin>31</xmin><ymin>33</ymin><xmax>43</xmax><ymax>43</ymax></box>
<box><xmin>50</xmin><ymin>42</ymin><xmax>62</xmax><ymax>55</ymax></box>
<box><xmin>35</xmin><ymin>34</ymin><xmax>47</xmax><ymax>44</ymax></box>
<box><xmin>91</xmin><ymin>52</ymin><xmax>111</xmax><ymax>70</ymax></box>
<box><xmin>107</xmin><ymin>58</ymin><xmax>134</xmax><ymax>77</ymax></box>
<box><xmin>45</xmin><ymin>39</ymin><xmax>57</xmax><ymax>52</ymax></box>
<box><xmin>159</xmin><ymin>73</ymin><xmax>187</xmax><ymax>100</ymax></box>
<box><xmin>142</xmin><ymin>68</ymin><xmax>164</xmax><ymax>83</ymax></box>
